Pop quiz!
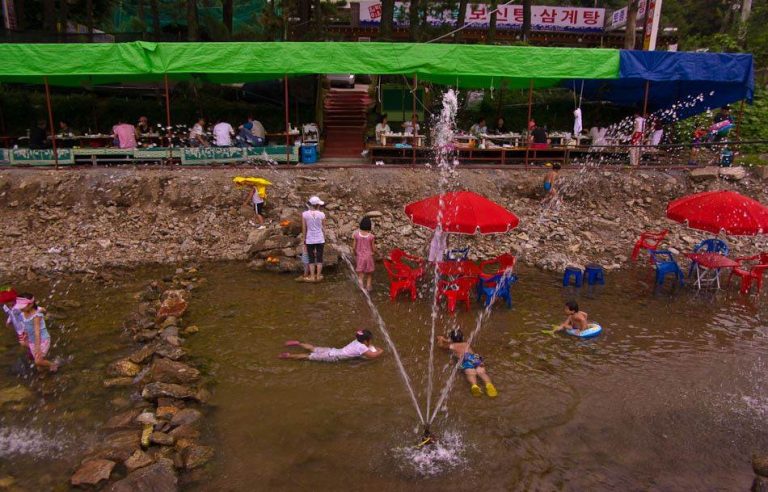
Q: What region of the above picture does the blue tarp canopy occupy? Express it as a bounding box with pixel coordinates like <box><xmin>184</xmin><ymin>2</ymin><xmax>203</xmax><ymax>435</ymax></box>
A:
<box><xmin>571</xmin><ymin>50</ymin><xmax>755</xmax><ymax>119</ymax></box>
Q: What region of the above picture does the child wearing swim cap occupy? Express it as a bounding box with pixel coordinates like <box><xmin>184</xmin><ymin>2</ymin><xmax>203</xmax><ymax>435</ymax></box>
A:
<box><xmin>278</xmin><ymin>329</ymin><xmax>383</xmax><ymax>362</ymax></box>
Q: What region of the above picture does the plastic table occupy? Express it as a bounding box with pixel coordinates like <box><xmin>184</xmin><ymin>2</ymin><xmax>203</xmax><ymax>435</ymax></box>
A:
<box><xmin>685</xmin><ymin>252</ymin><xmax>739</xmax><ymax>289</ymax></box>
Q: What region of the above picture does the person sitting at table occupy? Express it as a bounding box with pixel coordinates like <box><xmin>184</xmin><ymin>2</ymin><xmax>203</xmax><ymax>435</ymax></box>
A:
<box><xmin>469</xmin><ymin>117</ymin><xmax>487</xmax><ymax>138</ymax></box>
<box><xmin>136</xmin><ymin>116</ymin><xmax>151</xmax><ymax>135</ymax></box>
<box><xmin>529</xmin><ymin>123</ymin><xmax>549</xmax><ymax>149</ymax></box>
<box><xmin>58</xmin><ymin>121</ymin><xmax>78</xmax><ymax>137</ymax></box>
<box><xmin>29</xmin><ymin>120</ymin><xmax>49</xmax><ymax>149</ymax></box>
<box><xmin>189</xmin><ymin>117</ymin><xmax>208</xmax><ymax>147</ymax></box>
<box><xmin>375</xmin><ymin>114</ymin><xmax>390</xmax><ymax>145</ymax></box>
<box><xmin>494</xmin><ymin>116</ymin><xmax>508</xmax><ymax>134</ymax></box>
<box><xmin>402</xmin><ymin>114</ymin><xmax>420</xmax><ymax>136</ymax></box>
<box><xmin>213</xmin><ymin>119</ymin><xmax>235</xmax><ymax>147</ymax></box>
<box><xmin>238</xmin><ymin>116</ymin><xmax>266</xmax><ymax>147</ymax></box>
<box><xmin>112</xmin><ymin>119</ymin><xmax>137</xmax><ymax>149</ymax></box>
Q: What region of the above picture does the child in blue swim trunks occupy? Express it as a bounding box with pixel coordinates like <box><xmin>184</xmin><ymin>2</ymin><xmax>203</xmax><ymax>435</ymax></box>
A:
<box><xmin>542</xmin><ymin>162</ymin><xmax>561</xmax><ymax>204</ymax></box>
<box><xmin>437</xmin><ymin>329</ymin><xmax>497</xmax><ymax>398</ymax></box>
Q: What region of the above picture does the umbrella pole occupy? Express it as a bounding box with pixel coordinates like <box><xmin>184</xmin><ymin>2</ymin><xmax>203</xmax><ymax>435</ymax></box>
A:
<box><xmin>412</xmin><ymin>73</ymin><xmax>417</xmax><ymax>165</ymax></box>
<box><xmin>525</xmin><ymin>79</ymin><xmax>533</xmax><ymax>169</ymax></box>
<box><xmin>284</xmin><ymin>75</ymin><xmax>290</xmax><ymax>164</ymax></box>
<box><xmin>43</xmin><ymin>76</ymin><xmax>59</xmax><ymax>170</ymax></box>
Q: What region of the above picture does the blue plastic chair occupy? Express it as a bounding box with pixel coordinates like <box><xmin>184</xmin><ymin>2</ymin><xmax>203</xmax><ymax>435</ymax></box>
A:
<box><xmin>445</xmin><ymin>247</ymin><xmax>469</xmax><ymax>261</ymax></box>
<box><xmin>688</xmin><ymin>239</ymin><xmax>729</xmax><ymax>277</ymax></box>
<box><xmin>650</xmin><ymin>250</ymin><xmax>685</xmax><ymax>286</ymax></box>
<box><xmin>477</xmin><ymin>273</ymin><xmax>517</xmax><ymax>308</ymax></box>
<box><xmin>563</xmin><ymin>266</ymin><xmax>583</xmax><ymax>287</ymax></box>
<box><xmin>584</xmin><ymin>264</ymin><xmax>605</xmax><ymax>285</ymax></box>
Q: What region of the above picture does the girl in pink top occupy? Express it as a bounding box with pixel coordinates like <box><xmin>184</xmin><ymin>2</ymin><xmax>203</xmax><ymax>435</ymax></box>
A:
<box><xmin>352</xmin><ymin>217</ymin><xmax>376</xmax><ymax>291</ymax></box>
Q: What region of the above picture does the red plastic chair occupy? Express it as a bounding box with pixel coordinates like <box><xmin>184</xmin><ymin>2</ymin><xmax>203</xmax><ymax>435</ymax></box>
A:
<box><xmin>631</xmin><ymin>229</ymin><xmax>669</xmax><ymax>264</ymax></box>
<box><xmin>479</xmin><ymin>253</ymin><xmax>516</xmax><ymax>281</ymax></box>
<box><xmin>728</xmin><ymin>253</ymin><xmax>768</xmax><ymax>294</ymax></box>
<box><xmin>388</xmin><ymin>248</ymin><xmax>425</xmax><ymax>280</ymax></box>
<box><xmin>436</xmin><ymin>276</ymin><xmax>477</xmax><ymax>313</ymax></box>
<box><xmin>383</xmin><ymin>259</ymin><xmax>418</xmax><ymax>301</ymax></box>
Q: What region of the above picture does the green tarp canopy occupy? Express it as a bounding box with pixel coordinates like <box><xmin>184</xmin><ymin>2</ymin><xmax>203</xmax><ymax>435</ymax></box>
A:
<box><xmin>0</xmin><ymin>42</ymin><xmax>620</xmax><ymax>88</ymax></box>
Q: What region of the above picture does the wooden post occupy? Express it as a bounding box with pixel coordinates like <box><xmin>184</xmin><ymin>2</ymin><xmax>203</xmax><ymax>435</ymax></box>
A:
<box><xmin>735</xmin><ymin>99</ymin><xmax>745</xmax><ymax>140</ymax></box>
<box><xmin>524</xmin><ymin>79</ymin><xmax>533</xmax><ymax>169</ymax></box>
<box><xmin>642</xmin><ymin>80</ymin><xmax>650</xmax><ymax>117</ymax></box>
<box><xmin>284</xmin><ymin>75</ymin><xmax>290</xmax><ymax>164</ymax></box>
<box><xmin>43</xmin><ymin>76</ymin><xmax>59</xmax><ymax>169</ymax></box>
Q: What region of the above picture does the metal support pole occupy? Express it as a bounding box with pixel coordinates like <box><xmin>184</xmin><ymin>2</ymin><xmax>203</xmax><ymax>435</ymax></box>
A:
<box><xmin>284</xmin><ymin>75</ymin><xmax>290</xmax><ymax>164</ymax></box>
<box><xmin>412</xmin><ymin>73</ymin><xmax>417</xmax><ymax>165</ymax></box>
<box><xmin>642</xmin><ymin>80</ymin><xmax>650</xmax><ymax>118</ymax></box>
<box><xmin>164</xmin><ymin>74</ymin><xmax>172</xmax><ymax>164</ymax></box>
<box><xmin>525</xmin><ymin>79</ymin><xmax>533</xmax><ymax>169</ymax></box>
<box><xmin>43</xmin><ymin>76</ymin><xmax>59</xmax><ymax>169</ymax></box>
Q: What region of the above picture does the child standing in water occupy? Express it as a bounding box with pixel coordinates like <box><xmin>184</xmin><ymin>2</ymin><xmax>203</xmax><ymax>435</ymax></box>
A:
<box><xmin>1</xmin><ymin>288</ymin><xmax>26</xmax><ymax>347</ymax></box>
<box><xmin>554</xmin><ymin>301</ymin><xmax>589</xmax><ymax>335</ymax></box>
<box><xmin>437</xmin><ymin>329</ymin><xmax>497</xmax><ymax>398</ymax></box>
<box><xmin>353</xmin><ymin>217</ymin><xmax>376</xmax><ymax>291</ymax></box>
<box><xmin>16</xmin><ymin>293</ymin><xmax>57</xmax><ymax>372</ymax></box>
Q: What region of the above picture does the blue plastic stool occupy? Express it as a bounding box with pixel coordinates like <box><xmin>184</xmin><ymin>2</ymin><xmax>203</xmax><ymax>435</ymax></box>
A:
<box><xmin>301</xmin><ymin>144</ymin><xmax>318</xmax><ymax>164</ymax></box>
<box><xmin>563</xmin><ymin>266</ymin><xmax>583</xmax><ymax>287</ymax></box>
<box><xmin>584</xmin><ymin>264</ymin><xmax>605</xmax><ymax>286</ymax></box>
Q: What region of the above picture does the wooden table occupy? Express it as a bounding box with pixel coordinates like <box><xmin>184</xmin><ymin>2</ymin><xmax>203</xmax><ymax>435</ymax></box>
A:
<box><xmin>684</xmin><ymin>252</ymin><xmax>739</xmax><ymax>289</ymax></box>
<box><xmin>381</xmin><ymin>133</ymin><xmax>425</xmax><ymax>147</ymax></box>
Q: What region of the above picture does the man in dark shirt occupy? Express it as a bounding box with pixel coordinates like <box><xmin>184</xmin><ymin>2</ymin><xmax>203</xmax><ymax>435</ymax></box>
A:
<box><xmin>713</xmin><ymin>106</ymin><xmax>732</xmax><ymax>124</ymax></box>
<box><xmin>29</xmin><ymin>120</ymin><xmax>49</xmax><ymax>149</ymax></box>
<box><xmin>530</xmin><ymin>124</ymin><xmax>549</xmax><ymax>149</ymax></box>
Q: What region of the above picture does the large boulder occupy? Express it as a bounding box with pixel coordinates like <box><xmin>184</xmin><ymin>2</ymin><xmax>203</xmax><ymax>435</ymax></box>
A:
<box><xmin>129</xmin><ymin>344</ymin><xmax>157</xmax><ymax>365</ymax></box>
<box><xmin>107</xmin><ymin>459</ymin><xmax>178</xmax><ymax>492</ymax></box>
<box><xmin>91</xmin><ymin>431</ymin><xmax>142</xmax><ymax>461</ymax></box>
<box><xmin>183</xmin><ymin>445</ymin><xmax>214</xmax><ymax>470</ymax></box>
<box><xmin>70</xmin><ymin>459</ymin><xmax>115</xmax><ymax>487</ymax></box>
<box><xmin>104</xmin><ymin>409</ymin><xmax>142</xmax><ymax>430</ymax></box>
<box><xmin>156</xmin><ymin>290</ymin><xmax>188</xmax><ymax>321</ymax></box>
<box><xmin>170</xmin><ymin>408</ymin><xmax>201</xmax><ymax>427</ymax></box>
<box><xmin>719</xmin><ymin>166</ymin><xmax>747</xmax><ymax>180</ymax></box>
<box><xmin>124</xmin><ymin>449</ymin><xmax>154</xmax><ymax>473</ymax></box>
<box><xmin>148</xmin><ymin>359</ymin><xmax>200</xmax><ymax>386</ymax></box>
<box><xmin>689</xmin><ymin>166</ymin><xmax>720</xmax><ymax>182</ymax></box>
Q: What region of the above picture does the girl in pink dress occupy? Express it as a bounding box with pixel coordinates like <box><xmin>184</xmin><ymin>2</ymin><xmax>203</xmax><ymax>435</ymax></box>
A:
<box><xmin>352</xmin><ymin>217</ymin><xmax>376</xmax><ymax>291</ymax></box>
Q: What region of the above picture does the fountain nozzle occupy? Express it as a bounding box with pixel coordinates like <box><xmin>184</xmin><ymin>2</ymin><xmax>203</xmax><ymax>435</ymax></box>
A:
<box><xmin>417</xmin><ymin>425</ymin><xmax>434</xmax><ymax>448</ymax></box>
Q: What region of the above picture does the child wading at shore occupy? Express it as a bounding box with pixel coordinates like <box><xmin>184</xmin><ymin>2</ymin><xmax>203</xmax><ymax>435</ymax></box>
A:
<box><xmin>353</xmin><ymin>217</ymin><xmax>376</xmax><ymax>291</ymax></box>
<box><xmin>1</xmin><ymin>288</ymin><xmax>27</xmax><ymax>347</ymax></box>
<box><xmin>16</xmin><ymin>293</ymin><xmax>57</xmax><ymax>372</ymax></box>
<box><xmin>542</xmin><ymin>162</ymin><xmax>561</xmax><ymax>205</ymax></box>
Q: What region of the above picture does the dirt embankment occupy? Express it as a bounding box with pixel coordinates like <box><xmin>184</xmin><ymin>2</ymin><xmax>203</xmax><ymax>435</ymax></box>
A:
<box><xmin>0</xmin><ymin>166</ymin><xmax>766</xmax><ymax>278</ymax></box>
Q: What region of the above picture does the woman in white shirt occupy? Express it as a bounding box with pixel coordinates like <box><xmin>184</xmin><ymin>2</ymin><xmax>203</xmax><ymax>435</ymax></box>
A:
<box><xmin>402</xmin><ymin>114</ymin><xmax>420</xmax><ymax>135</ymax></box>
<box><xmin>375</xmin><ymin>115</ymin><xmax>391</xmax><ymax>145</ymax></box>
<box><xmin>189</xmin><ymin>118</ymin><xmax>208</xmax><ymax>147</ymax></box>
<box><xmin>302</xmin><ymin>196</ymin><xmax>327</xmax><ymax>282</ymax></box>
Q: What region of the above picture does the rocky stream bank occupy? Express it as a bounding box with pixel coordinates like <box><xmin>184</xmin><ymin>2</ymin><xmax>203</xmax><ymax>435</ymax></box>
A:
<box><xmin>0</xmin><ymin>166</ymin><xmax>766</xmax><ymax>279</ymax></box>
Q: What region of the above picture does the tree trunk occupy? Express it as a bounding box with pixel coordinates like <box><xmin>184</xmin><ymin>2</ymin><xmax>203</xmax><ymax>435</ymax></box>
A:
<box><xmin>222</xmin><ymin>0</ymin><xmax>233</xmax><ymax>34</ymax></box>
<box><xmin>186</xmin><ymin>0</ymin><xmax>198</xmax><ymax>40</ymax></box>
<box><xmin>454</xmin><ymin>0</ymin><xmax>468</xmax><ymax>42</ymax></box>
<box><xmin>86</xmin><ymin>0</ymin><xmax>94</xmax><ymax>34</ymax></box>
<box><xmin>624</xmin><ymin>0</ymin><xmax>638</xmax><ymax>49</ymax></box>
<box><xmin>738</xmin><ymin>0</ymin><xmax>753</xmax><ymax>42</ymax></box>
<box><xmin>43</xmin><ymin>0</ymin><xmax>56</xmax><ymax>31</ymax></box>
<box><xmin>137</xmin><ymin>0</ymin><xmax>145</xmax><ymax>30</ymax></box>
<box><xmin>487</xmin><ymin>0</ymin><xmax>498</xmax><ymax>43</ymax></box>
<box><xmin>408</xmin><ymin>0</ymin><xmax>419</xmax><ymax>41</ymax></box>
<box><xmin>150</xmin><ymin>0</ymin><xmax>160</xmax><ymax>39</ymax></box>
<box><xmin>379</xmin><ymin>0</ymin><xmax>394</xmax><ymax>40</ymax></box>
<box><xmin>522</xmin><ymin>0</ymin><xmax>531</xmax><ymax>41</ymax></box>
<box><xmin>13</xmin><ymin>0</ymin><xmax>25</xmax><ymax>29</ymax></box>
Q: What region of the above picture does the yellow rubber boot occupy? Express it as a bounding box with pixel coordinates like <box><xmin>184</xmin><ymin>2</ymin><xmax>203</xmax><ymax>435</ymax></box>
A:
<box><xmin>470</xmin><ymin>384</ymin><xmax>482</xmax><ymax>397</ymax></box>
<box><xmin>485</xmin><ymin>383</ymin><xmax>498</xmax><ymax>398</ymax></box>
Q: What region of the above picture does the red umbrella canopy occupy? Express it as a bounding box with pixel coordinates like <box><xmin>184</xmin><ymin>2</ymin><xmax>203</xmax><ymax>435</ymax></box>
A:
<box><xmin>404</xmin><ymin>191</ymin><xmax>520</xmax><ymax>234</ymax></box>
<box><xmin>666</xmin><ymin>190</ymin><xmax>768</xmax><ymax>236</ymax></box>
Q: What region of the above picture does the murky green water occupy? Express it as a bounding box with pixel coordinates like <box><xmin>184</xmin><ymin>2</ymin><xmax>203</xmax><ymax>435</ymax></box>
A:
<box><xmin>187</xmin><ymin>263</ymin><xmax>768</xmax><ymax>491</ymax></box>
<box><xmin>1</xmin><ymin>263</ymin><xmax>767</xmax><ymax>491</ymax></box>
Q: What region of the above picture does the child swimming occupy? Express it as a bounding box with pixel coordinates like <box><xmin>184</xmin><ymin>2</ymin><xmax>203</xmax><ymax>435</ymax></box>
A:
<box><xmin>436</xmin><ymin>329</ymin><xmax>497</xmax><ymax>398</ymax></box>
<box><xmin>16</xmin><ymin>293</ymin><xmax>57</xmax><ymax>372</ymax></box>
<box><xmin>554</xmin><ymin>300</ymin><xmax>589</xmax><ymax>335</ymax></box>
<box><xmin>278</xmin><ymin>329</ymin><xmax>383</xmax><ymax>362</ymax></box>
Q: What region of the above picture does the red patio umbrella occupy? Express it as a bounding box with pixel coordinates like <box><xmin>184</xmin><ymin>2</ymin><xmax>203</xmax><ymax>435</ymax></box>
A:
<box><xmin>666</xmin><ymin>190</ymin><xmax>768</xmax><ymax>236</ymax></box>
<box><xmin>404</xmin><ymin>191</ymin><xmax>519</xmax><ymax>235</ymax></box>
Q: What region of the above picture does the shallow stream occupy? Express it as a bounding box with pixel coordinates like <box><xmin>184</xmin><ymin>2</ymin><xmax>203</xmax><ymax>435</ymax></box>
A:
<box><xmin>1</xmin><ymin>262</ymin><xmax>767</xmax><ymax>490</ymax></box>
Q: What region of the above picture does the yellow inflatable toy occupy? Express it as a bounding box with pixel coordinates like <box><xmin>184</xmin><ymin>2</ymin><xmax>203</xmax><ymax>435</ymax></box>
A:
<box><xmin>233</xmin><ymin>176</ymin><xmax>272</xmax><ymax>198</ymax></box>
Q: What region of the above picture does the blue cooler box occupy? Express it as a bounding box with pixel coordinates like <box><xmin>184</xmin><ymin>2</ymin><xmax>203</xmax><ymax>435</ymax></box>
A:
<box><xmin>301</xmin><ymin>144</ymin><xmax>318</xmax><ymax>164</ymax></box>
